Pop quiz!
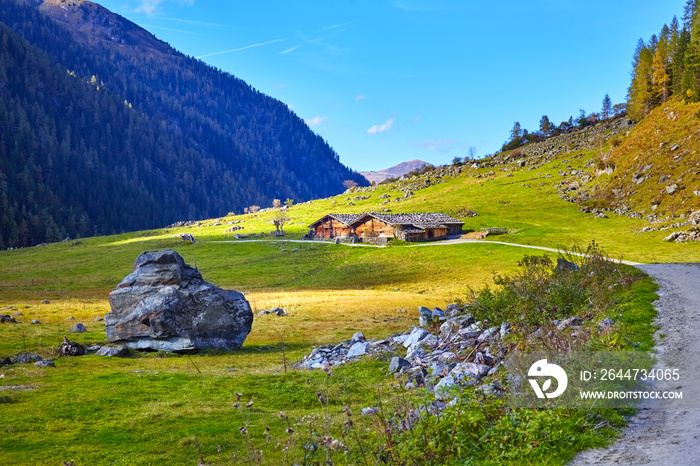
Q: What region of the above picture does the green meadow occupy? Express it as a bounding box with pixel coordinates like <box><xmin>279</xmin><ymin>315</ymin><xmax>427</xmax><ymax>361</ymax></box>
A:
<box><xmin>0</xmin><ymin>142</ymin><xmax>693</xmax><ymax>464</ymax></box>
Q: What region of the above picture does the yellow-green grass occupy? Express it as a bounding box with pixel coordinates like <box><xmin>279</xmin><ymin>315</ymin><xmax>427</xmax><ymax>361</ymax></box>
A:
<box><xmin>70</xmin><ymin>143</ymin><xmax>698</xmax><ymax>264</ymax></box>
<box><xmin>0</xmin><ymin>116</ymin><xmax>693</xmax><ymax>464</ymax></box>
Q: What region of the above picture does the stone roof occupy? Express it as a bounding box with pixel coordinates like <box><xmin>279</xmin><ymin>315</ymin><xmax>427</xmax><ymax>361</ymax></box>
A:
<box><xmin>355</xmin><ymin>212</ymin><xmax>464</xmax><ymax>229</ymax></box>
<box><xmin>310</xmin><ymin>212</ymin><xmax>464</xmax><ymax>230</ymax></box>
<box><xmin>309</xmin><ymin>213</ymin><xmax>363</xmax><ymax>227</ymax></box>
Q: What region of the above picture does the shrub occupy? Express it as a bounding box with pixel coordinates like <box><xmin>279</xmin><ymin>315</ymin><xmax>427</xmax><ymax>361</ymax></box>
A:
<box><xmin>469</xmin><ymin>242</ymin><xmax>623</xmax><ymax>335</ymax></box>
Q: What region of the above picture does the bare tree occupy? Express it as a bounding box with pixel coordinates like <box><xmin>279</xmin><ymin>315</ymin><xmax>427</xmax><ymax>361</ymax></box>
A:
<box><xmin>248</xmin><ymin>205</ymin><xmax>260</xmax><ymax>214</ymax></box>
<box><xmin>342</xmin><ymin>179</ymin><xmax>358</xmax><ymax>191</ymax></box>
<box><xmin>273</xmin><ymin>210</ymin><xmax>290</xmax><ymax>232</ymax></box>
<box><xmin>272</xmin><ymin>199</ymin><xmax>281</xmax><ymax>208</ymax></box>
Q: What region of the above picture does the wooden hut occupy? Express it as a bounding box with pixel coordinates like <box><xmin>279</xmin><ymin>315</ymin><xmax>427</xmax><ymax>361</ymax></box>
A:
<box><xmin>350</xmin><ymin>212</ymin><xmax>464</xmax><ymax>242</ymax></box>
<box><xmin>307</xmin><ymin>214</ymin><xmax>362</xmax><ymax>239</ymax></box>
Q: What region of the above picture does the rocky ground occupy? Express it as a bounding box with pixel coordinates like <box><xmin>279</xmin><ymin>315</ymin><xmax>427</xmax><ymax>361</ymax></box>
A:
<box><xmin>570</xmin><ymin>263</ymin><xmax>700</xmax><ymax>466</ymax></box>
<box><xmin>294</xmin><ymin>304</ymin><xmax>513</xmax><ymax>402</ymax></box>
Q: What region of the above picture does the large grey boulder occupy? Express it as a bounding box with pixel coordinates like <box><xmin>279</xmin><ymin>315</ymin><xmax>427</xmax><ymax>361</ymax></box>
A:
<box><xmin>106</xmin><ymin>250</ymin><xmax>253</xmax><ymax>352</ymax></box>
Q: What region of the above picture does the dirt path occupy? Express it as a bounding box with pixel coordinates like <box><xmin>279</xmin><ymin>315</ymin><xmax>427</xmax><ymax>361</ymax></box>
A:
<box><xmin>569</xmin><ymin>263</ymin><xmax>700</xmax><ymax>466</ymax></box>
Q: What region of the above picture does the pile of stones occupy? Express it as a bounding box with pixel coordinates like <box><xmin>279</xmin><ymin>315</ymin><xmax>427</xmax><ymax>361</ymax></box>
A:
<box><xmin>296</xmin><ymin>304</ymin><xmax>512</xmax><ymax>400</ymax></box>
<box><xmin>664</xmin><ymin>229</ymin><xmax>700</xmax><ymax>243</ymax></box>
<box><xmin>295</xmin><ymin>331</ymin><xmax>393</xmax><ymax>370</ymax></box>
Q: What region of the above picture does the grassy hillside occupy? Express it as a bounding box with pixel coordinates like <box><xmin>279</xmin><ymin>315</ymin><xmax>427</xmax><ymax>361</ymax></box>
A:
<box><xmin>595</xmin><ymin>101</ymin><xmax>700</xmax><ymax>218</ymax></box>
<box><xmin>0</xmin><ymin>113</ymin><xmax>695</xmax><ymax>464</ymax></box>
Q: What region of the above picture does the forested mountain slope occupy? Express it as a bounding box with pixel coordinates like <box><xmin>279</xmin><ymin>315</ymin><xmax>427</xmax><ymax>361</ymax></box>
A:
<box><xmin>0</xmin><ymin>0</ymin><xmax>367</xmax><ymax>249</ymax></box>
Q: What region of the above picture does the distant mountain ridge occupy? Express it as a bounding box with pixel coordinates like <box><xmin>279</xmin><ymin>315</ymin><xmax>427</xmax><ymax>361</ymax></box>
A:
<box><xmin>360</xmin><ymin>160</ymin><xmax>433</xmax><ymax>184</ymax></box>
<box><xmin>0</xmin><ymin>0</ymin><xmax>367</xmax><ymax>248</ymax></box>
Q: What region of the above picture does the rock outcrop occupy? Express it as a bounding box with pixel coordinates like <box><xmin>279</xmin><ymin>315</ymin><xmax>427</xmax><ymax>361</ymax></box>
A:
<box><xmin>106</xmin><ymin>250</ymin><xmax>253</xmax><ymax>352</ymax></box>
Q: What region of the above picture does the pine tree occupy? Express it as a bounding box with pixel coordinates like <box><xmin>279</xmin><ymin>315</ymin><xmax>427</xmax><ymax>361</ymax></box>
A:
<box><xmin>539</xmin><ymin>115</ymin><xmax>552</xmax><ymax>136</ymax></box>
<box><xmin>601</xmin><ymin>94</ymin><xmax>612</xmax><ymax>119</ymax></box>
<box><xmin>683</xmin><ymin>0</ymin><xmax>698</xmax><ymax>31</ymax></box>
<box><xmin>510</xmin><ymin>121</ymin><xmax>522</xmax><ymax>141</ymax></box>
<box><xmin>684</xmin><ymin>0</ymin><xmax>700</xmax><ymax>100</ymax></box>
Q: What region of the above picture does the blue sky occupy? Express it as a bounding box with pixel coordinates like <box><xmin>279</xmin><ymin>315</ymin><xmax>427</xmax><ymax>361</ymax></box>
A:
<box><xmin>97</xmin><ymin>0</ymin><xmax>684</xmax><ymax>171</ymax></box>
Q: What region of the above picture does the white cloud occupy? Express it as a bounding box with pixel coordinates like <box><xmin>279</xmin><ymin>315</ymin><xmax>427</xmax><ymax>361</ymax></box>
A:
<box><xmin>410</xmin><ymin>139</ymin><xmax>456</xmax><ymax>152</ymax></box>
<box><xmin>136</xmin><ymin>0</ymin><xmax>163</xmax><ymax>14</ymax></box>
<box><xmin>136</xmin><ymin>0</ymin><xmax>193</xmax><ymax>15</ymax></box>
<box><xmin>319</xmin><ymin>21</ymin><xmax>357</xmax><ymax>32</ymax></box>
<box><xmin>355</xmin><ymin>94</ymin><xmax>366</xmax><ymax>102</ymax></box>
<box><xmin>306</xmin><ymin>116</ymin><xmax>328</xmax><ymax>127</ymax></box>
<box><xmin>367</xmin><ymin>118</ymin><xmax>394</xmax><ymax>135</ymax></box>
<box><xmin>280</xmin><ymin>45</ymin><xmax>302</xmax><ymax>55</ymax></box>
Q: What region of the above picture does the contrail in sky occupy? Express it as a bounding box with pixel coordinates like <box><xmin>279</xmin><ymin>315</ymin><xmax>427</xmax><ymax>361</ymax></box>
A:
<box><xmin>196</xmin><ymin>39</ymin><xmax>287</xmax><ymax>59</ymax></box>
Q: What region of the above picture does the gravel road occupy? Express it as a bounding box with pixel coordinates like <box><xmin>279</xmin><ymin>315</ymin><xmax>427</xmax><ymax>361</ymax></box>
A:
<box><xmin>570</xmin><ymin>263</ymin><xmax>700</xmax><ymax>466</ymax></box>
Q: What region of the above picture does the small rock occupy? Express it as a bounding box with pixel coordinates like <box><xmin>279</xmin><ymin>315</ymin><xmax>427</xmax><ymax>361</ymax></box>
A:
<box><xmin>361</xmin><ymin>407</ymin><xmax>378</xmax><ymax>416</ymax></box>
<box><xmin>41</xmin><ymin>300</ymin><xmax>50</xmax><ymax>304</ymax></box>
<box><xmin>407</xmin><ymin>366</ymin><xmax>427</xmax><ymax>386</ymax></box>
<box><xmin>557</xmin><ymin>317</ymin><xmax>583</xmax><ymax>331</ymax></box>
<box><xmin>12</xmin><ymin>312</ymin><xmax>22</xmax><ymax>316</ymax></box>
<box><xmin>346</xmin><ymin>342</ymin><xmax>369</xmax><ymax>358</ymax></box>
<box><xmin>450</xmin><ymin>362</ymin><xmax>490</xmax><ymax>384</ymax></box>
<box><xmin>598</xmin><ymin>318</ymin><xmax>615</xmax><ymax>333</ymax></box>
<box><xmin>69</xmin><ymin>323</ymin><xmax>87</xmax><ymax>333</ymax></box>
<box><xmin>418</xmin><ymin>306</ymin><xmax>433</xmax><ymax>327</ymax></box>
<box><xmin>434</xmin><ymin>376</ymin><xmax>457</xmax><ymax>400</ymax></box>
<box><xmin>351</xmin><ymin>332</ymin><xmax>366</xmax><ymax>343</ymax></box>
<box><xmin>95</xmin><ymin>346</ymin><xmax>129</xmax><ymax>357</ymax></box>
<box><xmin>439</xmin><ymin>320</ymin><xmax>461</xmax><ymax>341</ymax></box>
<box><xmin>0</xmin><ymin>315</ymin><xmax>18</xmax><ymax>324</ymax></box>
<box><xmin>59</xmin><ymin>337</ymin><xmax>86</xmax><ymax>356</ymax></box>
<box><xmin>31</xmin><ymin>320</ymin><xmax>41</xmax><ymax>324</ymax></box>
<box><xmin>444</xmin><ymin>304</ymin><xmax>462</xmax><ymax>317</ymax></box>
<box><xmin>663</xmin><ymin>231</ymin><xmax>682</xmax><ymax>242</ymax></box>
<box><xmin>389</xmin><ymin>356</ymin><xmax>411</xmax><ymax>373</ymax></box>
<box><xmin>93</xmin><ymin>316</ymin><xmax>104</xmax><ymax>322</ymax></box>
<box><xmin>500</xmin><ymin>322</ymin><xmax>511</xmax><ymax>338</ymax></box>
<box><xmin>270</xmin><ymin>307</ymin><xmax>287</xmax><ymax>316</ymax></box>
<box><xmin>396</xmin><ymin>308</ymin><xmax>407</xmax><ymax>313</ymax></box>
<box><xmin>476</xmin><ymin>382</ymin><xmax>503</xmax><ymax>397</ymax></box>
<box><xmin>403</xmin><ymin>327</ymin><xmax>429</xmax><ymax>348</ymax></box>
<box><xmin>87</xmin><ymin>346</ymin><xmax>101</xmax><ymax>351</ymax></box>
<box><xmin>666</xmin><ymin>184</ymin><xmax>679</xmax><ymax>195</ymax></box>
<box><xmin>257</xmin><ymin>310</ymin><xmax>270</xmax><ymax>316</ymax></box>
<box><xmin>406</xmin><ymin>341</ymin><xmax>427</xmax><ymax>361</ymax></box>
<box><xmin>477</xmin><ymin>326</ymin><xmax>500</xmax><ymax>343</ymax></box>
<box><xmin>12</xmin><ymin>352</ymin><xmax>43</xmax><ymax>364</ymax></box>
<box><xmin>34</xmin><ymin>360</ymin><xmax>55</xmax><ymax>368</ymax></box>
<box><xmin>555</xmin><ymin>258</ymin><xmax>579</xmax><ymax>272</ymax></box>
<box><xmin>65</xmin><ymin>316</ymin><xmax>75</xmax><ymax>321</ymax></box>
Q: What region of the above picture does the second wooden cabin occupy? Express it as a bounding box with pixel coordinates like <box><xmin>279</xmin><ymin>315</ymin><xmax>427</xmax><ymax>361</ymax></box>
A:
<box><xmin>308</xmin><ymin>212</ymin><xmax>464</xmax><ymax>242</ymax></box>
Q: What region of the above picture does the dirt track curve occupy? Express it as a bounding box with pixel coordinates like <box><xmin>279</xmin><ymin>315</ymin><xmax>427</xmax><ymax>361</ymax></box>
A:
<box><xmin>570</xmin><ymin>263</ymin><xmax>700</xmax><ymax>466</ymax></box>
